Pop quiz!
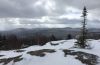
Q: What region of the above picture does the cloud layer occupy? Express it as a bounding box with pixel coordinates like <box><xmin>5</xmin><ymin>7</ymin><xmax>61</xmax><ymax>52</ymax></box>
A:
<box><xmin>0</xmin><ymin>0</ymin><xmax>100</xmax><ymax>30</ymax></box>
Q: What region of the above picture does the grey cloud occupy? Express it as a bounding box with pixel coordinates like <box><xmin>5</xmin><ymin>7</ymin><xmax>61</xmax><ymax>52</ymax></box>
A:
<box><xmin>0</xmin><ymin>0</ymin><xmax>100</xmax><ymax>30</ymax></box>
<box><xmin>0</xmin><ymin>0</ymin><xmax>100</xmax><ymax>18</ymax></box>
<box><xmin>0</xmin><ymin>0</ymin><xmax>48</xmax><ymax>18</ymax></box>
<box><xmin>55</xmin><ymin>0</ymin><xmax>100</xmax><ymax>9</ymax></box>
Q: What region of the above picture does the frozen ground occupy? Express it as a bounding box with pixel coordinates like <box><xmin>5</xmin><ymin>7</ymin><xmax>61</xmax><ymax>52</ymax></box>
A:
<box><xmin>0</xmin><ymin>39</ymin><xmax>100</xmax><ymax>65</ymax></box>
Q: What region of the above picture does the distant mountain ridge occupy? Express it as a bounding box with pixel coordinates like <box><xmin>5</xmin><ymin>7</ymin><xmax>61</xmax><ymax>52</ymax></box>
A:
<box><xmin>0</xmin><ymin>28</ymin><xmax>100</xmax><ymax>39</ymax></box>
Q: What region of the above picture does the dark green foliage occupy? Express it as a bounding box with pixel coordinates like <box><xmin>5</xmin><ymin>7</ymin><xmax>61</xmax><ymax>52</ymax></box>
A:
<box><xmin>67</xmin><ymin>34</ymin><xmax>72</xmax><ymax>39</ymax></box>
<box><xmin>76</xmin><ymin>35</ymin><xmax>87</xmax><ymax>48</ymax></box>
<box><xmin>0</xmin><ymin>33</ymin><xmax>51</xmax><ymax>50</ymax></box>
<box><xmin>50</xmin><ymin>34</ymin><xmax>57</xmax><ymax>41</ymax></box>
<box><xmin>76</xmin><ymin>6</ymin><xmax>88</xmax><ymax>48</ymax></box>
<box><xmin>0</xmin><ymin>35</ymin><xmax>6</xmax><ymax>49</ymax></box>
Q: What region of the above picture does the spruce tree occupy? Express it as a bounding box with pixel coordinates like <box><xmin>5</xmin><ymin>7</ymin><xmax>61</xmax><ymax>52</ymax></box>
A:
<box><xmin>76</xmin><ymin>6</ymin><xmax>88</xmax><ymax>48</ymax></box>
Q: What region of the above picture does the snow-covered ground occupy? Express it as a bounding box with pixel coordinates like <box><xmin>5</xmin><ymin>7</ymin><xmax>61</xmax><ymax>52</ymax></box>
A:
<box><xmin>0</xmin><ymin>39</ymin><xmax>100</xmax><ymax>65</ymax></box>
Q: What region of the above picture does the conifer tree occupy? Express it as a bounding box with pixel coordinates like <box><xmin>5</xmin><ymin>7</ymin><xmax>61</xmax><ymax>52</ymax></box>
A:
<box><xmin>76</xmin><ymin>6</ymin><xmax>88</xmax><ymax>48</ymax></box>
<box><xmin>67</xmin><ymin>34</ymin><xmax>72</xmax><ymax>39</ymax></box>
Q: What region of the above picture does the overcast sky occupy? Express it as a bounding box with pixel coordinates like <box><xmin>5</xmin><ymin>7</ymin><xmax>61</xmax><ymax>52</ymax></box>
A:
<box><xmin>0</xmin><ymin>0</ymin><xmax>100</xmax><ymax>30</ymax></box>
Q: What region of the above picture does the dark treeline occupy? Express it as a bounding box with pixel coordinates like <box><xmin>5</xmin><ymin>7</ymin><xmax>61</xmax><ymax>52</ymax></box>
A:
<box><xmin>0</xmin><ymin>33</ymin><xmax>68</xmax><ymax>50</ymax></box>
<box><xmin>0</xmin><ymin>32</ymin><xmax>100</xmax><ymax>50</ymax></box>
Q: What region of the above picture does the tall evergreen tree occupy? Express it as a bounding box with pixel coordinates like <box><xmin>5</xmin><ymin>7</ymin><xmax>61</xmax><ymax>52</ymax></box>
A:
<box><xmin>76</xmin><ymin>6</ymin><xmax>88</xmax><ymax>48</ymax></box>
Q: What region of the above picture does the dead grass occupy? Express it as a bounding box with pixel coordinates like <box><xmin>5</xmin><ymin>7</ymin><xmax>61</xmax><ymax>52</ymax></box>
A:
<box><xmin>63</xmin><ymin>49</ymin><xmax>99</xmax><ymax>65</ymax></box>
<box><xmin>0</xmin><ymin>55</ymin><xmax>23</xmax><ymax>65</ymax></box>
<box><xmin>27</xmin><ymin>49</ymin><xmax>56</xmax><ymax>57</ymax></box>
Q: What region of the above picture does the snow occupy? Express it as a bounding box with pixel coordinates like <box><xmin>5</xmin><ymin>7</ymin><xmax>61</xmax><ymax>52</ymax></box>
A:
<box><xmin>0</xmin><ymin>51</ymin><xmax>22</xmax><ymax>59</ymax></box>
<box><xmin>22</xmin><ymin>39</ymin><xmax>76</xmax><ymax>51</ymax></box>
<box><xmin>0</xmin><ymin>39</ymin><xmax>100</xmax><ymax>65</ymax></box>
<box><xmin>5</xmin><ymin>50</ymin><xmax>84</xmax><ymax>65</ymax></box>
